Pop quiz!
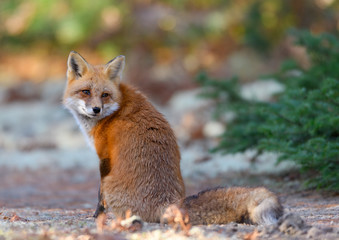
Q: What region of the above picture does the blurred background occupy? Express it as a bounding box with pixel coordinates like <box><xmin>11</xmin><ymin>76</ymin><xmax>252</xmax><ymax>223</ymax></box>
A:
<box><xmin>0</xmin><ymin>0</ymin><xmax>339</xmax><ymax>209</ymax></box>
<box><xmin>1</xmin><ymin>0</ymin><xmax>338</xmax><ymax>101</ymax></box>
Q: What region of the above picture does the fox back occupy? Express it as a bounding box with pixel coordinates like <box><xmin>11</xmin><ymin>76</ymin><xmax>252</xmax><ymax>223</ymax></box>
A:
<box><xmin>63</xmin><ymin>51</ymin><xmax>185</xmax><ymax>222</ymax></box>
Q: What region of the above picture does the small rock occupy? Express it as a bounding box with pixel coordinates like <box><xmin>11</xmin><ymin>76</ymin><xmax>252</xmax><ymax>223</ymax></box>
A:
<box><xmin>278</xmin><ymin>213</ymin><xmax>306</xmax><ymax>235</ymax></box>
<box><xmin>240</xmin><ymin>79</ymin><xmax>284</xmax><ymax>102</ymax></box>
<box><xmin>120</xmin><ymin>215</ymin><xmax>143</xmax><ymax>231</ymax></box>
<box><xmin>203</xmin><ymin>121</ymin><xmax>225</xmax><ymax>138</ymax></box>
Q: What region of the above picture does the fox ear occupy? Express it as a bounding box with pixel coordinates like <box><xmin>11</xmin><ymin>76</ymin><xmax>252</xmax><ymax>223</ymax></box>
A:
<box><xmin>105</xmin><ymin>55</ymin><xmax>125</xmax><ymax>82</ymax></box>
<box><xmin>67</xmin><ymin>51</ymin><xmax>89</xmax><ymax>79</ymax></box>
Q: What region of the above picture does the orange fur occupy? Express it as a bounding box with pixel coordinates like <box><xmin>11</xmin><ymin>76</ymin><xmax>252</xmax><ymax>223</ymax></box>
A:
<box><xmin>92</xmin><ymin>84</ymin><xmax>185</xmax><ymax>222</ymax></box>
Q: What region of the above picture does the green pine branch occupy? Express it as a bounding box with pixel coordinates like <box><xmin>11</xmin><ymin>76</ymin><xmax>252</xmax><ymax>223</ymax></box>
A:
<box><xmin>197</xmin><ymin>30</ymin><xmax>339</xmax><ymax>192</ymax></box>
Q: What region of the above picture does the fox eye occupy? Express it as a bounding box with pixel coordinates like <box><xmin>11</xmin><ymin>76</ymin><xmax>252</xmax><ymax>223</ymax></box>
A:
<box><xmin>102</xmin><ymin>93</ymin><xmax>109</xmax><ymax>98</ymax></box>
<box><xmin>82</xmin><ymin>90</ymin><xmax>90</xmax><ymax>95</ymax></box>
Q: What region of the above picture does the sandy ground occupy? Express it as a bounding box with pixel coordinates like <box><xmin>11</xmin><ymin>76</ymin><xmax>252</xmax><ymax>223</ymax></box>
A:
<box><xmin>1</xmin><ymin>167</ymin><xmax>339</xmax><ymax>240</ymax></box>
<box><xmin>0</xmin><ymin>81</ymin><xmax>339</xmax><ymax>239</ymax></box>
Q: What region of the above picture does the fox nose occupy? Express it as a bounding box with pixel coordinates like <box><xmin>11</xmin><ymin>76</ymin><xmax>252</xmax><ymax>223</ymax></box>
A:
<box><xmin>93</xmin><ymin>107</ymin><xmax>101</xmax><ymax>114</ymax></box>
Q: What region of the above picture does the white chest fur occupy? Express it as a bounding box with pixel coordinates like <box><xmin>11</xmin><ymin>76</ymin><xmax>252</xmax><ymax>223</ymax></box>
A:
<box><xmin>70</xmin><ymin>110</ymin><xmax>97</xmax><ymax>151</ymax></box>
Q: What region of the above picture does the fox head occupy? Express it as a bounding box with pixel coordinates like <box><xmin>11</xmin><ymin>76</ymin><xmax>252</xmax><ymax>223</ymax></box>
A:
<box><xmin>63</xmin><ymin>51</ymin><xmax>125</xmax><ymax>120</ymax></box>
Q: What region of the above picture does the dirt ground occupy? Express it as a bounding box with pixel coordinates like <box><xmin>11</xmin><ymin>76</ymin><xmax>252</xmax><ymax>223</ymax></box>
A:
<box><xmin>0</xmin><ymin>82</ymin><xmax>339</xmax><ymax>239</ymax></box>
<box><xmin>0</xmin><ymin>167</ymin><xmax>338</xmax><ymax>240</ymax></box>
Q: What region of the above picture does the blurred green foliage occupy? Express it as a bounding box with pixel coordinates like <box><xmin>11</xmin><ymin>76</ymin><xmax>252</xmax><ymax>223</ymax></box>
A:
<box><xmin>197</xmin><ymin>30</ymin><xmax>339</xmax><ymax>191</ymax></box>
<box><xmin>1</xmin><ymin>0</ymin><xmax>338</xmax><ymax>84</ymax></box>
<box><xmin>1</xmin><ymin>0</ymin><xmax>338</xmax><ymax>56</ymax></box>
<box><xmin>0</xmin><ymin>0</ymin><xmax>127</xmax><ymax>55</ymax></box>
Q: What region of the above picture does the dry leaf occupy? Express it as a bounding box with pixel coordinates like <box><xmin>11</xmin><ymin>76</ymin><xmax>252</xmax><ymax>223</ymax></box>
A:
<box><xmin>161</xmin><ymin>204</ymin><xmax>191</xmax><ymax>236</ymax></box>
<box><xmin>10</xmin><ymin>213</ymin><xmax>27</xmax><ymax>222</ymax></box>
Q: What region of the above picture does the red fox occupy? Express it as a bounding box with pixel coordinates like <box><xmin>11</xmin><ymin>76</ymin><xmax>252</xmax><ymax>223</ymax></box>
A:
<box><xmin>63</xmin><ymin>51</ymin><xmax>283</xmax><ymax>225</ymax></box>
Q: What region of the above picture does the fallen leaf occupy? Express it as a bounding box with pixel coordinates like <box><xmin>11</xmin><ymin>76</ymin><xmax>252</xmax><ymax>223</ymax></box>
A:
<box><xmin>161</xmin><ymin>204</ymin><xmax>191</xmax><ymax>236</ymax></box>
<box><xmin>10</xmin><ymin>213</ymin><xmax>28</xmax><ymax>222</ymax></box>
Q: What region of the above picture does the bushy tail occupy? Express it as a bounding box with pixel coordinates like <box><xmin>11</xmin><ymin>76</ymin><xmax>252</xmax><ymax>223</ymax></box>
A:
<box><xmin>163</xmin><ymin>187</ymin><xmax>283</xmax><ymax>225</ymax></box>
<box><xmin>247</xmin><ymin>187</ymin><xmax>283</xmax><ymax>225</ymax></box>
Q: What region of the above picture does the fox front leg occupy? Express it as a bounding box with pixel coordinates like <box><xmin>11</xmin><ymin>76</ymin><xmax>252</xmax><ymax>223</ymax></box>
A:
<box><xmin>93</xmin><ymin>185</ymin><xmax>105</xmax><ymax>218</ymax></box>
<box><xmin>93</xmin><ymin>158</ymin><xmax>111</xmax><ymax>218</ymax></box>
